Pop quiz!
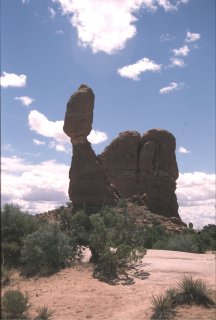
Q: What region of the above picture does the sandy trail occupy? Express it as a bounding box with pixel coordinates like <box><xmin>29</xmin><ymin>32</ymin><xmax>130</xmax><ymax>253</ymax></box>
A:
<box><xmin>5</xmin><ymin>250</ymin><xmax>216</xmax><ymax>320</ymax></box>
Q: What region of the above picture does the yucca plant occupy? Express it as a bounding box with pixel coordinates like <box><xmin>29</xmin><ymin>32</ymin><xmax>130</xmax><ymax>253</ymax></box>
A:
<box><xmin>151</xmin><ymin>293</ymin><xmax>176</xmax><ymax>319</ymax></box>
<box><xmin>35</xmin><ymin>306</ymin><xmax>53</xmax><ymax>320</ymax></box>
<box><xmin>177</xmin><ymin>275</ymin><xmax>215</xmax><ymax>307</ymax></box>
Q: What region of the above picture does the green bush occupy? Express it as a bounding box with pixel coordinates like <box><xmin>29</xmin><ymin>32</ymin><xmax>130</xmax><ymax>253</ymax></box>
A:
<box><xmin>142</xmin><ymin>225</ymin><xmax>167</xmax><ymax>249</ymax></box>
<box><xmin>1</xmin><ymin>204</ymin><xmax>41</xmax><ymax>267</ymax></box>
<box><xmin>153</xmin><ymin>233</ymin><xmax>201</xmax><ymax>253</ymax></box>
<box><xmin>199</xmin><ymin>224</ymin><xmax>216</xmax><ymax>251</ymax></box>
<box><xmin>21</xmin><ymin>223</ymin><xmax>76</xmax><ymax>277</ymax></box>
<box><xmin>89</xmin><ymin>207</ymin><xmax>146</xmax><ymax>280</ymax></box>
<box><xmin>2</xmin><ymin>289</ymin><xmax>29</xmax><ymax>319</ymax></box>
<box><xmin>60</xmin><ymin>206</ymin><xmax>146</xmax><ymax>281</ymax></box>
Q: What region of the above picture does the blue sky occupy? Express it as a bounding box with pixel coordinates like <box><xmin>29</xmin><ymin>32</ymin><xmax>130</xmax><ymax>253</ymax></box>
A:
<box><xmin>1</xmin><ymin>0</ymin><xmax>215</xmax><ymax>228</ymax></box>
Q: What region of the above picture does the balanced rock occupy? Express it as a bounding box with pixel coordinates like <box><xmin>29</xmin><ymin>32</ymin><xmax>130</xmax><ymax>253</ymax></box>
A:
<box><xmin>63</xmin><ymin>85</ymin><xmax>118</xmax><ymax>212</ymax></box>
<box><xmin>63</xmin><ymin>84</ymin><xmax>180</xmax><ymax>219</ymax></box>
<box><xmin>63</xmin><ymin>84</ymin><xmax>94</xmax><ymax>144</ymax></box>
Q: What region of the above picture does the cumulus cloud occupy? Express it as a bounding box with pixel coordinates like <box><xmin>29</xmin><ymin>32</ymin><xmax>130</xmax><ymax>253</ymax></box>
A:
<box><xmin>0</xmin><ymin>72</ymin><xmax>27</xmax><ymax>88</ymax></box>
<box><xmin>53</xmin><ymin>0</ymin><xmax>188</xmax><ymax>54</ymax></box>
<box><xmin>172</xmin><ymin>44</ymin><xmax>189</xmax><ymax>56</ymax></box>
<box><xmin>169</xmin><ymin>57</ymin><xmax>185</xmax><ymax>68</ymax></box>
<box><xmin>87</xmin><ymin>129</ymin><xmax>108</xmax><ymax>144</ymax></box>
<box><xmin>1</xmin><ymin>156</ymin><xmax>69</xmax><ymax>213</ymax></box>
<box><xmin>159</xmin><ymin>82</ymin><xmax>185</xmax><ymax>94</ymax></box>
<box><xmin>177</xmin><ymin>172</ymin><xmax>216</xmax><ymax>228</ymax></box>
<box><xmin>118</xmin><ymin>57</ymin><xmax>161</xmax><ymax>80</ymax></box>
<box><xmin>178</xmin><ymin>146</ymin><xmax>190</xmax><ymax>154</ymax></box>
<box><xmin>33</xmin><ymin>139</ymin><xmax>45</xmax><ymax>146</ymax></box>
<box><xmin>29</xmin><ymin>110</ymin><xmax>68</xmax><ymax>143</ymax></box>
<box><xmin>28</xmin><ymin>110</ymin><xmax>108</xmax><ymax>151</ymax></box>
<box><xmin>185</xmin><ymin>31</ymin><xmax>201</xmax><ymax>43</ymax></box>
<box><xmin>15</xmin><ymin>96</ymin><xmax>34</xmax><ymax>106</ymax></box>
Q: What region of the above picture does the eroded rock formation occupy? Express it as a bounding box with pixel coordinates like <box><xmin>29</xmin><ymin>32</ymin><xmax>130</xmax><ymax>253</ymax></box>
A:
<box><xmin>63</xmin><ymin>84</ymin><xmax>119</xmax><ymax>212</ymax></box>
<box><xmin>64</xmin><ymin>85</ymin><xmax>180</xmax><ymax>218</ymax></box>
<box><xmin>99</xmin><ymin>129</ymin><xmax>179</xmax><ymax>218</ymax></box>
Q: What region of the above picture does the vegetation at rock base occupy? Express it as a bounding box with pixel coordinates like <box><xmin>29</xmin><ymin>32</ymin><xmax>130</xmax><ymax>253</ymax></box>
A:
<box><xmin>59</xmin><ymin>206</ymin><xmax>146</xmax><ymax>281</ymax></box>
<box><xmin>20</xmin><ymin>223</ymin><xmax>76</xmax><ymax>277</ymax></box>
<box><xmin>1</xmin><ymin>202</ymin><xmax>216</xmax><ymax>283</ymax></box>
<box><xmin>1</xmin><ymin>204</ymin><xmax>43</xmax><ymax>268</ymax></box>
<box><xmin>1</xmin><ymin>288</ymin><xmax>53</xmax><ymax>320</ymax></box>
<box><xmin>1</xmin><ymin>288</ymin><xmax>29</xmax><ymax>319</ymax></box>
<box><xmin>150</xmin><ymin>276</ymin><xmax>215</xmax><ymax>319</ymax></box>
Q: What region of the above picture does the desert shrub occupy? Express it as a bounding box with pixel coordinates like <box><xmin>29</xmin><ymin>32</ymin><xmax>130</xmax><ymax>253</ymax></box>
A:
<box><xmin>151</xmin><ymin>293</ymin><xmax>176</xmax><ymax>319</ymax></box>
<box><xmin>1</xmin><ymin>204</ymin><xmax>41</xmax><ymax>267</ymax></box>
<box><xmin>153</xmin><ymin>232</ymin><xmax>202</xmax><ymax>253</ymax></box>
<box><xmin>21</xmin><ymin>223</ymin><xmax>76</xmax><ymax>277</ymax></box>
<box><xmin>142</xmin><ymin>225</ymin><xmax>167</xmax><ymax>249</ymax></box>
<box><xmin>89</xmin><ymin>207</ymin><xmax>146</xmax><ymax>280</ymax></box>
<box><xmin>176</xmin><ymin>275</ymin><xmax>215</xmax><ymax>307</ymax></box>
<box><xmin>61</xmin><ymin>210</ymin><xmax>91</xmax><ymax>246</ymax></box>
<box><xmin>35</xmin><ymin>306</ymin><xmax>53</xmax><ymax>320</ymax></box>
<box><xmin>199</xmin><ymin>224</ymin><xmax>216</xmax><ymax>251</ymax></box>
<box><xmin>61</xmin><ymin>206</ymin><xmax>146</xmax><ymax>281</ymax></box>
<box><xmin>2</xmin><ymin>289</ymin><xmax>29</xmax><ymax>319</ymax></box>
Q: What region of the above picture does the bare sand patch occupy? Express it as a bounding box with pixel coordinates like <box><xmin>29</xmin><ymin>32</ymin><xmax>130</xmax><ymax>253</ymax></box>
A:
<box><xmin>4</xmin><ymin>250</ymin><xmax>215</xmax><ymax>320</ymax></box>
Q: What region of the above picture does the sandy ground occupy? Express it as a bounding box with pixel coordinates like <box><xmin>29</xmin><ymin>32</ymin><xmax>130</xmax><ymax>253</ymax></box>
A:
<box><xmin>4</xmin><ymin>250</ymin><xmax>216</xmax><ymax>320</ymax></box>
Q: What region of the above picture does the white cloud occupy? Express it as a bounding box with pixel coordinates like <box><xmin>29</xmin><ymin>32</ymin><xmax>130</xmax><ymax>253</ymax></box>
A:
<box><xmin>15</xmin><ymin>96</ymin><xmax>34</xmax><ymax>106</ymax></box>
<box><xmin>29</xmin><ymin>110</ymin><xmax>68</xmax><ymax>143</ymax></box>
<box><xmin>28</xmin><ymin>110</ymin><xmax>108</xmax><ymax>150</ymax></box>
<box><xmin>185</xmin><ymin>31</ymin><xmax>200</xmax><ymax>43</ymax></box>
<box><xmin>48</xmin><ymin>7</ymin><xmax>57</xmax><ymax>18</ymax></box>
<box><xmin>87</xmin><ymin>129</ymin><xmax>108</xmax><ymax>144</ymax></box>
<box><xmin>172</xmin><ymin>44</ymin><xmax>189</xmax><ymax>56</ymax></box>
<box><xmin>170</xmin><ymin>57</ymin><xmax>185</xmax><ymax>67</ymax></box>
<box><xmin>53</xmin><ymin>0</ymin><xmax>188</xmax><ymax>54</ymax></box>
<box><xmin>157</xmin><ymin>0</ymin><xmax>177</xmax><ymax>11</ymax></box>
<box><xmin>1</xmin><ymin>156</ymin><xmax>69</xmax><ymax>213</ymax></box>
<box><xmin>118</xmin><ymin>57</ymin><xmax>161</xmax><ymax>80</ymax></box>
<box><xmin>177</xmin><ymin>172</ymin><xmax>216</xmax><ymax>228</ymax></box>
<box><xmin>49</xmin><ymin>141</ymin><xmax>70</xmax><ymax>153</ymax></box>
<box><xmin>159</xmin><ymin>82</ymin><xmax>185</xmax><ymax>94</ymax></box>
<box><xmin>160</xmin><ymin>33</ymin><xmax>175</xmax><ymax>42</ymax></box>
<box><xmin>56</xmin><ymin>30</ymin><xmax>64</xmax><ymax>34</ymax></box>
<box><xmin>21</xmin><ymin>0</ymin><xmax>30</xmax><ymax>4</ymax></box>
<box><xmin>178</xmin><ymin>146</ymin><xmax>190</xmax><ymax>154</ymax></box>
<box><xmin>0</xmin><ymin>72</ymin><xmax>27</xmax><ymax>88</ymax></box>
<box><xmin>33</xmin><ymin>139</ymin><xmax>45</xmax><ymax>146</ymax></box>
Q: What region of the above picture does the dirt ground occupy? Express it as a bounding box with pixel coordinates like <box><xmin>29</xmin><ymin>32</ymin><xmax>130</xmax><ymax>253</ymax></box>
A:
<box><xmin>4</xmin><ymin>249</ymin><xmax>216</xmax><ymax>320</ymax></box>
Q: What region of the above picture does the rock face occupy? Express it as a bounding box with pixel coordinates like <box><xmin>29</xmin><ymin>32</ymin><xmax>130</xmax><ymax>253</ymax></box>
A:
<box><xmin>100</xmin><ymin>129</ymin><xmax>179</xmax><ymax>218</ymax></box>
<box><xmin>64</xmin><ymin>85</ymin><xmax>180</xmax><ymax>219</ymax></box>
<box><xmin>63</xmin><ymin>84</ymin><xmax>118</xmax><ymax>212</ymax></box>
